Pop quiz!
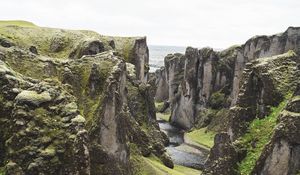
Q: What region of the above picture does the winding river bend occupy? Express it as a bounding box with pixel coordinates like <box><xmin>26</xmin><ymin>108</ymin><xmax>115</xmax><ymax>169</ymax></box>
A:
<box><xmin>158</xmin><ymin>119</ymin><xmax>210</xmax><ymax>170</ymax></box>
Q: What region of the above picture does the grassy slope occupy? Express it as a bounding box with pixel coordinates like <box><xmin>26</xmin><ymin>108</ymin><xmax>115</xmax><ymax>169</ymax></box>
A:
<box><xmin>185</xmin><ymin>128</ymin><xmax>215</xmax><ymax>149</ymax></box>
<box><xmin>0</xmin><ymin>20</ymin><xmax>36</xmax><ymax>27</ymax></box>
<box><xmin>156</xmin><ymin>112</ymin><xmax>171</xmax><ymax>122</ymax></box>
<box><xmin>0</xmin><ymin>21</ymin><xmax>102</xmax><ymax>59</ymax></box>
<box><xmin>132</xmin><ymin>154</ymin><xmax>201</xmax><ymax>175</ymax></box>
<box><xmin>0</xmin><ymin>20</ymin><xmax>141</xmax><ymax>60</ymax></box>
<box><xmin>238</xmin><ymin>94</ymin><xmax>292</xmax><ymax>175</ymax></box>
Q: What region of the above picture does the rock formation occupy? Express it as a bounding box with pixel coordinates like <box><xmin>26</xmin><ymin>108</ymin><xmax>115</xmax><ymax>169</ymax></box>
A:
<box><xmin>204</xmin><ymin>51</ymin><xmax>300</xmax><ymax>174</ymax></box>
<box><xmin>154</xmin><ymin>27</ymin><xmax>300</xmax><ymax>174</ymax></box>
<box><xmin>156</xmin><ymin>27</ymin><xmax>300</xmax><ymax>130</ymax></box>
<box><xmin>0</xmin><ymin>21</ymin><xmax>169</xmax><ymax>175</ymax></box>
<box><xmin>251</xmin><ymin>85</ymin><xmax>300</xmax><ymax>175</ymax></box>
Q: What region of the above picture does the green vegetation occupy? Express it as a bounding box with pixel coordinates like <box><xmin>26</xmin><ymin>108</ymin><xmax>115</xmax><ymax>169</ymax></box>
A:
<box><xmin>104</xmin><ymin>36</ymin><xmax>137</xmax><ymax>63</ymax></box>
<box><xmin>0</xmin><ymin>20</ymin><xmax>135</xmax><ymax>60</ymax></box>
<box><xmin>132</xmin><ymin>154</ymin><xmax>201</xmax><ymax>175</ymax></box>
<box><xmin>186</xmin><ymin>127</ymin><xmax>215</xmax><ymax>148</ymax></box>
<box><xmin>155</xmin><ymin>102</ymin><xmax>164</xmax><ymax>111</ymax></box>
<box><xmin>208</xmin><ymin>91</ymin><xmax>225</xmax><ymax>109</ymax></box>
<box><xmin>238</xmin><ymin>94</ymin><xmax>292</xmax><ymax>175</ymax></box>
<box><xmin>156</xmin><ymin>112</ymin><xmax>171</xmax><ymax>122</ymax></box>
<box><xmin>0</xmin><ymin>20</ymin><xmax>36</xmax><ymax>27</ymax></box>
<box><xmin>0</xmin><ymin>166</ymin><xmax>4</xmax><ymax>175</ymax></box>
<box><xmin>155</xmin><ymin>102</ymin><xmax>171</xmax><ymax>121</ymax></box>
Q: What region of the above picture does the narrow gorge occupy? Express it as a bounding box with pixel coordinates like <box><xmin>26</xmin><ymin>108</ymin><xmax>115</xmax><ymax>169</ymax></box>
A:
<box><xmin>0</xmin><ymin>20</ymin><xmax>300</xmax><ymax>175</ymax></box>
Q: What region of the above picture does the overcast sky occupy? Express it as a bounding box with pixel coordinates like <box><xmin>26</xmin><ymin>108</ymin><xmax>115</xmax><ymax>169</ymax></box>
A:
<box><xmin>1</xmin><ymin>0</ymin><xmax>300</xmax><ymax>48</ymax></box>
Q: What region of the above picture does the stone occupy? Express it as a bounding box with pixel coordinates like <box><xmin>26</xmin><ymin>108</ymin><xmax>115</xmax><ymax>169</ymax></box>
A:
<box><xmin>160</xmin><ymin>153</ymin><xmax>174</xmax><ymax>169</ymax></box>
<box><xmin>15</xmin><ymin>90</ymin><xmax>52</xmax><ymax>107</ymax></box>
<box><xmin>203</xmin><ymin>133</ymin><xmax>238</xmax><ymax>175</ymax></box>
<box><xmin>71</xmin><ymin>115</ymin><xmax>86</xmax><ymax>124</ymax></box>
<box><xmin>0</xmin><ymin>38</ymin><xmax>14</xmax><ymax>48</ymax></box>
<box><xmin>29</xmin><ymin>46</ymin><xmax>38</xmax><ymax>54</ymax></box>
<box><xmin>69</xmin><ymin>39</ymin><xmax>105</xmax><ymax>59</ymax></box>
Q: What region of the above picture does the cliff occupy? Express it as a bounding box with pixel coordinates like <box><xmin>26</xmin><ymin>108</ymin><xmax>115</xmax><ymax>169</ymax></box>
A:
<box><xmin>154</xmin><ymin>27</ymin><xmax>300</xmax><ymax>174</ymax></box>
<box><xmin>0</xmin><ymin>21</ymin><xmax>169</xmax><ymax>175</ymax></box>
<box><xmin>204</xmin><ymin>51</ymin><xmax>300</xmax><ymax>174</ymax></box>
<box><xmin>155</xmin><ymin>27</ymin><xmax>300</xmax><ymax>130</ymax></box>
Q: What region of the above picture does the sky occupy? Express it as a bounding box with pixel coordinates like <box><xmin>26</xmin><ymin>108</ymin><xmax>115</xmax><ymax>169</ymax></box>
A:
<box><xmin>1</xmin><ymin>0</ymin><xmax>300</xmax><ymax>49</ymax></box>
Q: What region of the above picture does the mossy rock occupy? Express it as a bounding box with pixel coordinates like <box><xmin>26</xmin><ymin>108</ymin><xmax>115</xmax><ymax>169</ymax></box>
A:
<box><xmin>208</xmin><ymin>91</ymin><xmax>226</xmax><ymax>109</ymax></box>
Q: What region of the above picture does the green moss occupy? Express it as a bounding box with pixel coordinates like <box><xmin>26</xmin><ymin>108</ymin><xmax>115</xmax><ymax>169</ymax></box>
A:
<box><xmin>104</xmin><ymin>36</ymin><xmax>136</xmax><ymax>63</ymax></box>
<box><xmin>238</xmin><ymin>94</ymin><xmax>292</xmax><ymax>175</ymax></box>
<box><xmin>208</xmin><ymin>91</ymin><xmax>226</xmax><ymax>109</ymax></box>
<box><xmin>186</xmin><ymin>127</ymin><xmax>215</xmax><ymax>149</ymax></box>
<box><xmin>155</xmin><ymin>102</ymin><xmax>164</xmax><ymax>111</ymax></box>
<box><xmin>0</xmin><ymin>22</ymin><xmax>107</xmax><ymax>59</ymax></box>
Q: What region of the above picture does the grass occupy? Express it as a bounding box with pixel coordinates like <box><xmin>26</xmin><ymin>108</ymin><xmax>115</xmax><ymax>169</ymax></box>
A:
<box><xmin>0</xmin><ymin>166</ymin><xmax>4</xmax><ymax>175</ymax></box>
<box><xmin>133</xmin><ymin>154</ymin><xmax>201</xmax><ymax>175</ymax></box>
<box><xmin>0</xmin><ymin>20</ymin><xmax>140</xmax><ymax>60</ymax></box>
<box><xmin>155</xmin><ymin>102</ymin><xmax>171</xmax><ymax>121</ymax></box>
<box><xmin>185</xmin><ymin>127</ymin><xmax>215</xmax><ymax>148</ymax></box>
<box><xmin>238</xmin><ymin>94</ymin><xmax>292</xmax><ymax>175</ymax></box>
<box><xmin>156</xmin><ymin>112</ymin><xmax>171</xmax><ymax>122</ymax></box>
<box><xmin>0</xmin><ymin>20</ymin><xmax>36</xmax><ymax>27</ymax></box>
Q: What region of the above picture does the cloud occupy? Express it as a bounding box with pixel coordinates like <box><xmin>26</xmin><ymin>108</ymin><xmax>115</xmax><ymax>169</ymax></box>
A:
<box><xmin>1</xmin><ymin>0</ymin><xmax>300</xmax><ymax>48</ymax></box>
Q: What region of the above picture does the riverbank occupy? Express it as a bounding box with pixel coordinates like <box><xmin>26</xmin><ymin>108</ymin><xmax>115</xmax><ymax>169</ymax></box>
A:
<box><xmin>158</xmin><ymin>119</ymin><xmax>209</xmax><ymax>169</ymax></box>
<box><xmin>155</xmin><ymin>105</ymin><xmax>215</xmax><ymax>150</ymax></box>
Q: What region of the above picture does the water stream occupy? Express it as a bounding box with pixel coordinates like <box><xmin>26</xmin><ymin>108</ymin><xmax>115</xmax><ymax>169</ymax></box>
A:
<box><xmin>158</xmin><ymin>119</ymin><xmax>209</xmax><ymax>170</ymax></box>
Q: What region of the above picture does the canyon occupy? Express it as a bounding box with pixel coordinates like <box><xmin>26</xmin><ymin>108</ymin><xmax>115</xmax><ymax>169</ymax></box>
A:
<box><xmin>155</xmin><ymin>27</ymin><xmax>300</xmax><ymax>175</ymax></box>
<box><xmin>0</xmin><ymin>20</ymin><xmax>300</xmax><ymax>175</ymax></box>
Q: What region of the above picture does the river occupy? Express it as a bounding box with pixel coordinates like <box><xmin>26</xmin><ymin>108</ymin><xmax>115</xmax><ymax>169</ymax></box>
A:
<box><xmin>158</xmin><ymin>119</ymin><xmax>210</xmax><ymax>170</ymax></box>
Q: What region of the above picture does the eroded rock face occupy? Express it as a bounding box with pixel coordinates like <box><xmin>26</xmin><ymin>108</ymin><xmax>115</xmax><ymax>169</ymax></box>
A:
<box><xmin>0</xmin><ymin>22</ymin><xmax>166</xmax><ymax>175</ymax></box>
<box><xmin>133</xmin><ymin>38</ymin><xmax>149</xmax><ymax>81</ymax></box>
<box><xmin>126</xmin><ymin>63</ymin><xmax>173</xmax><ymax>167</ymax></box>
<box><xmin>204</xmin><ymin>51</ymin><xmax>300</xmax><ymax>174</ymax></box>
<box><xmin>203</xmin><ymin>133</ymin><xmax>238</xmax><ymax>175</ymax></box>
<box><xmin>251</xmin><ymin>85</ymin><xmax>300</xmax><ymax>175</ymax></box>
<box><xmin>154</xmin><ymin>67</ymin><xmax>169</xmax><ymax>102</ymax></box>
<box><xmin>159</xmin><ymin>27</ymin><xmax>300</xmax><ymax>130</ymax></box>
<box><xmin>112</xmin><ymin>37</ymin><xmax>149</xmax><ymax>82</ymax></box>
<box><xmin>69</xmin><ymin>39</ymin><xmax>105</xmax><ymax>59</ymax></box>
<box><xmin>0</xmin><ymin>61</ymin><xmax>90</xmax><ymax>175</ymax></box>
<box><xmin>228</xmin><ymin>51</ymin><xmax>300</xmax><ymax>140</ymax></box>
<box><xmin>88</xmin><ymin>60</ymin><xmax>131</xmax><ymax>175</ymax></box>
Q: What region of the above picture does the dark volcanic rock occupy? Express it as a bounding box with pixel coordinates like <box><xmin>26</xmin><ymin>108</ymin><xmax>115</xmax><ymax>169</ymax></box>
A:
<box><xmin>29</xmin><ymin>46</ymin><xmax>38</xmax><ymax>54</ymax></box>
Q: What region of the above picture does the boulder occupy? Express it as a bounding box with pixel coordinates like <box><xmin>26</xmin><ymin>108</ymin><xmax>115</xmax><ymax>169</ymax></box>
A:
<box><xmin>15</xmin><ymin>90</ymin><xmax>52</xmax><ymax>107</ymax></box>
